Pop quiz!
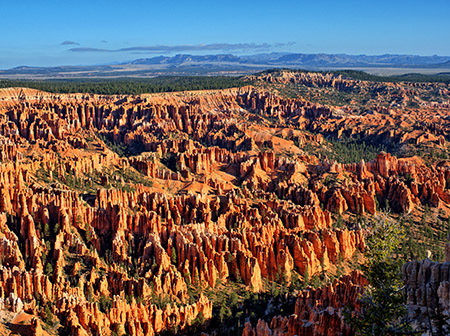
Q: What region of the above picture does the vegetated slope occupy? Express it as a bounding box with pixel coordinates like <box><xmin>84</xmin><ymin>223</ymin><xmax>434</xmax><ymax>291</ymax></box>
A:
<box><xmin>0</xmin><ymin>76</ymin><xmax>247</xmax><ymax>95</ymax></box>
<box><xmin>0</xmin><ymin>71</ymin><xmax>448</xmax><ymax>335</ymax></box>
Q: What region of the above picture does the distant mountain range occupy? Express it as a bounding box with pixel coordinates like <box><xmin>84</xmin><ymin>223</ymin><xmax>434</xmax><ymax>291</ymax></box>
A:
<box><xmin>126</xmin><ymin>53</ymin><xmax>450</xmax><ymax>67</ymax></box>
<box><xmin>1</xmin><ymin>53</ymin><xmax>450</xmax><ymax>79</ymax></box>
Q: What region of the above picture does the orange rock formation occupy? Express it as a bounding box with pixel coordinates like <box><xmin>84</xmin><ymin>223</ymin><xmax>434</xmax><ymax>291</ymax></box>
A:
<box><xmin>0</xmin><ymin>76</ymin><xmax>448</xmax><ymax>334</ymax></box>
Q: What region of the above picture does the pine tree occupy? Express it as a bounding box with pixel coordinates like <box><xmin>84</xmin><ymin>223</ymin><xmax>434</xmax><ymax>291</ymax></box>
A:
<box><xmin>345</xmin><ymin>212</ymin><xmax>418</xmax><ymax>335</ymax></box>
<box><xmin>303</xmin><ymin>265</ymin><xmax>310</xmax><ymax>287</ymax></box>
<box><xmin>171</xmin><ymin>247</ymin><xmax>177</xmax><ymax>264</ymax></box>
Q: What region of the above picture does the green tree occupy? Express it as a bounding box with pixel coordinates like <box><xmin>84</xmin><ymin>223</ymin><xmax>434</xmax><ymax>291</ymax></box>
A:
<box><xmin>98</xmin><ymin>295</ymin><xmax>113</xmax><ymax>314</ymax></box>
<box><xmin>219</xmin><ymin>303</ymin><xmax>227</xmax><ymax>322</ymax></box>
<box><xmin>303</xmin><ymin>265</ymin><xmax>310</xmax><ymax>287</ymax></box>
<box><xmin>346</xmin><ymin>212</ymin><xmax>418</xmax><ymax>336</ymax></box>
<box><xmin>171</xmin><ymin>247</ymin><xmax>177</xmax><ymax>264</ymax></box>
<box><xmin>45</xmin><ymin>263</ymin><xmax>53</xmax><ymax>277</ymax></box>
<box><xmin>43</xmin><ymin>222</ymin><xmax>50</xmax><ymax>238</ymax></box>
<box><xmin>44</xmin><ymin>303</ymin><xmax>53</xmax><ymax>325</ymax></box>
<box><xmin>230</xmin><ymin>291</ymin><xmax>239</xmax><ymax>307</ymax></box>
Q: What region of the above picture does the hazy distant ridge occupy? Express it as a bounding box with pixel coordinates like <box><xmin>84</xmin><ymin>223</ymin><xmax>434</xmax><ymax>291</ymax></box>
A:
<box><xmin>124</xmin><ymin>53</ymin><xmax>450</xmax><ymax>67</ymax></box>
<box><xmin>1</xmin><ymin>52</ymin><xmax>450</xmax><ymax>78</ymax></box>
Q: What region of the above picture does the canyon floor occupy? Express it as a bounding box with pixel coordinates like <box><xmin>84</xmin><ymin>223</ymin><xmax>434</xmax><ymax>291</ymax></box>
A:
<box><xmin>0</xmin><ymin>70</ymin><xmax>449</xmax><ymax>335</ymax></box>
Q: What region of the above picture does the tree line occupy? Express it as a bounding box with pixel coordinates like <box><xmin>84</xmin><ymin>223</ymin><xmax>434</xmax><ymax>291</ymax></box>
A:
<box><xmin>0</xmin><ymin>76</ymin><xmax>247</xmax><ymax>95</ymax></box>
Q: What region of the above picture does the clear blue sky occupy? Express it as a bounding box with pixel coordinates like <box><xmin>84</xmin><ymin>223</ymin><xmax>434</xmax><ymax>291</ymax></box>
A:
<box><xmin>1</xmin><ymin>0</ymin><xmax>449</xmax><ymax>68</ymax></box>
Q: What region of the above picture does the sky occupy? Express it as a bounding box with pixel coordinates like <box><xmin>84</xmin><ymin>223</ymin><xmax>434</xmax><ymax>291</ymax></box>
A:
<box><xmin>1</xmin><ymin>0</ymin><xmax>449</xmax><ymax>69</ymax></box>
